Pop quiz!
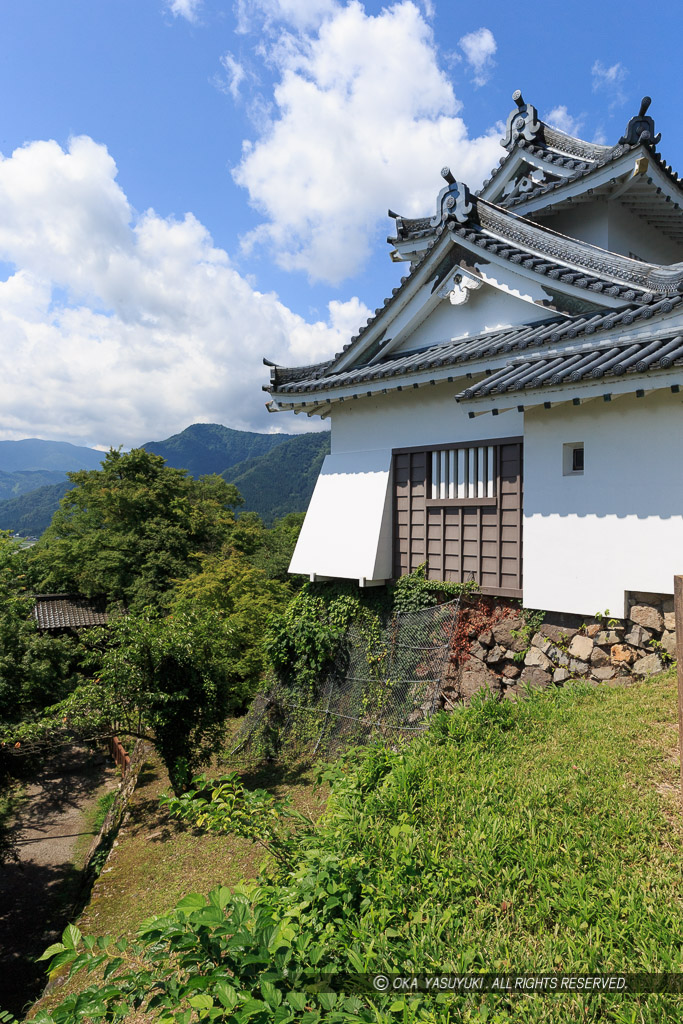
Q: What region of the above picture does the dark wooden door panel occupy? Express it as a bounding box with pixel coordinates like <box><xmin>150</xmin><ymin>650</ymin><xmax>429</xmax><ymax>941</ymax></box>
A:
<box><xmin>392</xmin><ymin>439</ymin><xmax>522</xmax><ymax>597</ymax></box>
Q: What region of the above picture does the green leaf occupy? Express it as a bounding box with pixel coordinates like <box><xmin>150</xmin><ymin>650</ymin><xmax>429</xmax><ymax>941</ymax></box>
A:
<box><xmin>286</xmin><ymin>992</ymin><xmax>307</xmax><ymax>1012</ymax></box>
<box><xmin>61</xmin><ymin>923</ymin><xmax>81</xmax><ymax>950</ymax></box>
<box><xmin>261</xmin><ymin>980</ymin><xmax>282</xmax><ymax>1007</ymax></box>
<box><xmin>215</xmin><ymin>981</ymin><xmax>239</xmax><ymax>1009</ymax></box>
<box><xmin>176</xmin><ymin>892</ymin><xmax>207</xmax><ymax>911</ymax></box>
<box><xmin>36</xmin><ymin>942</ymin><xmax>66</xmax><ymax>962</ymax></box>
<box><xmin>189</xmin><ymin>995</ymin><xmax>214</xmax><ymax>1010</ymax></box>
<box><xmin>209</xmin><ymin>886</ymin><xmax>232</xmax><ymax>910</ymax></box>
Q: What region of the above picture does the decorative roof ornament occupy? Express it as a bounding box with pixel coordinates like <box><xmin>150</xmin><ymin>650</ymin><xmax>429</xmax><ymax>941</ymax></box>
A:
<box><xmin>430</xmin><ymin>167</ymin><xmax>473</xmax><ymax>227</ymax></box>
<box><xmin>502</xmin><ymin>90</ymin><xmax>542</xmax><ymax>150</ymax></box>
<box><xmin>619</xmin><ymin>96</ymin><xmax>661</xmax><ymax>147</ymax></box>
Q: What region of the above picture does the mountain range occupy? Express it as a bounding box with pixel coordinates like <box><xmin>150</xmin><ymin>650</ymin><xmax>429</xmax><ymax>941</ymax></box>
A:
<box><xmin>0</xmin><ymin>424</ymin><xmax>330</xmax><ymax>537</ymax></box>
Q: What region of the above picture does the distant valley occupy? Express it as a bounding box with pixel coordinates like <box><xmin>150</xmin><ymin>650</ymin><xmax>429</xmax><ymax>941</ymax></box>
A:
<box><xmin>0</xmin><ymin>424</ymin><xmax>330</xmax><ymax>537</ymax></box>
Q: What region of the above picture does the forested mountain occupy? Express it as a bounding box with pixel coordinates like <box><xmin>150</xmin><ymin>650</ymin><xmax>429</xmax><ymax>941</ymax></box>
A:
<box><xmin>141</xmin><ymin>423</ymin><xmax>298</xmax><ymax>477</ymax></box>
<box><xmin>0</xmin><ymin>481</ymin><xmax>73</xmax><ymax>536</ymax></box>
<box><xmin>0</xmin><ymin>438</ymin><xmax>104</xmax><ymax>473</ymax></box>
<box><xmin>223</xmin><ymin>431</ymin><xmax>330</xmax><ymax>524</ymax></box>
<box><xmin>0</xmin><ymin>469</ymin><xmax>69</xmax><ymax>502</ymax></box>
<box><xmin>0</xmin><ymin>424</ymin><xmax>330</xmax><ymax>536</ymax></box>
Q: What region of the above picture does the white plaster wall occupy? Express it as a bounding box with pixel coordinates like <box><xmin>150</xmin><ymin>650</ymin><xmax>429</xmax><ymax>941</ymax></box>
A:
<box><xmin>289</xmin><ymin>449</ymin><xmax>394</xmax><ymax>581</ymax></box>
<box><xmin>331</xmin><ymin>383</ymin><xmax>524</xmax><ymax>454</ymax></box>
<box><xmin>543</xmin><ymin>200</ymin><xmax>683</xmax><ymax>265</ymax></box>
<box><xmin>393</xmin><ymin>282</ymin><xmax>548</xmax><ymax>355</ymax></box>
<box><xmin>291</xmin><ymin>387</ymin><xmax>523</xmax><ymax>582</ymax></box>
<box><xmin>607</xmin><ymin>203</ymin><xmax>683</xmax><ymax>265</ymax></box>
<box><xmin>541</xmin><ymin>203</ymin><xmax>609</xmax><ymax>249</ymax></box>
<box><xmin>524</xmin><ymin>390</ymin><xmax>683</xmax><ymax>615</ymax></box>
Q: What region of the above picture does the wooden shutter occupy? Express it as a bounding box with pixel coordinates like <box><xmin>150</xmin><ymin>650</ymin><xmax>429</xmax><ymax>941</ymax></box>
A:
<box><xmin>393</xmin><ymin>437</ymin><xmax>523</xmax><ymax>598</ymax></box>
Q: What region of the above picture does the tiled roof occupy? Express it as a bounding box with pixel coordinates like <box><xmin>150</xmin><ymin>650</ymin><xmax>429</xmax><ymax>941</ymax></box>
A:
<box><xmin>318</xmin><ymin>199</ymin><xmax>680</xmax><ymax>380</ymax></box>
<box><xmin>456</xmin><ymin>333</ymin><xmax>683</xmax><ymax>401</ymax></box>
<box><xmin>268</xmin><ymin>296</ymin><xmax>682</xmax><ymax>396</ymax></box>
<box><xmin>33</xmin><ymin>594</ymin><xmax>110</xmax><ymax>631</ymax></box>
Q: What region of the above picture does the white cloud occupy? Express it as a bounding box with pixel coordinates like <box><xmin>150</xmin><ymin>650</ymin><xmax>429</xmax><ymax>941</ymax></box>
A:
<box><xmin>234</xmin><ymin>0</ymin><xmax>336</xmax><ymax>34</ymax></box>
<box><xmin>0</xmin><ymin>137</ymin><xmax>366</xmax><ymax>447</ymax></box>
<box><xmin>166</xmin><ymin>0</ymin><xmax>203</xmax><ymax>22</ymax></box>
<box><xmin>545</xmin><ymin>105</ymin><xmax>585</xmax><ymax>137</ymax></box>
<box><xmin>233</xmin><ymin>2</ymin><xmax>502</xmax><ymax>284</ymax></box>
<box><xmin>218</xmin><ymin>52</ymin><xmax>247</xmax><ymax>101</ymax></box>
<box><xmin>457</xmin><ymin>27</ymin><xmax>497</xmax><ymax>87</ymax></box>
<box><xmin>591</xmin><ymin>60</ymin><xmax>628</xmax><ymax>110</ymax></box>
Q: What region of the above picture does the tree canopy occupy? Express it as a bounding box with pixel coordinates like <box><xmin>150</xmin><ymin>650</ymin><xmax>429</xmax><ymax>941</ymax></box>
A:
<box><xmin>33</xmin><ymin>448</ymin><xmax>243</xmax><ymax>611</ymax></box>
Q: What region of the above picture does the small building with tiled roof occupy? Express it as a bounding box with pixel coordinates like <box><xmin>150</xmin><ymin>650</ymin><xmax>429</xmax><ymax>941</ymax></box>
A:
<box><xmin>33</xmin><ymin>594</ymin><xmax>110</xmax><ymax>633</ymax></box>
<box><xmin>264</xmin><ymin>92</ymin><xmax>683</xmax><ymax>617</ymax></box>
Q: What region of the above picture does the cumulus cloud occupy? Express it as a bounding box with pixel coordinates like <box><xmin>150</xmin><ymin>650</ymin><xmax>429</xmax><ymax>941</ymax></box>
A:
<box><xmin>166</xmin><ymin>0</ymin><xmax>203</xmax><ymax>22</ymax></box>
<box><xmin>545</xmin><ymin>105</ymin><xmax>585</xmax><ymax>137</ymax></box>
<box><xmin>591</xmin><ymin>60</ymin><xmax>628</xmax><ymax>110</ymax></box>
<box><xmin>0</xmin><ymin>137</ymin><xmax>365</xmax><ymax>447</ymax></box>
<box><xmin>233</xmin><ymin>2</ymin><xmax>501</xmax><ymax>284</ymax></box>
<box><xmin>457</xmin><ymin>27</ymin><xmax>497</xmax><ymax>87</ymax></box>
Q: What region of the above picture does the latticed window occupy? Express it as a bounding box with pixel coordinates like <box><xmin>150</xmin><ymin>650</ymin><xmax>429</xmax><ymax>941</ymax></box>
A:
<box><xmin>429</xmin><ymin>446</ymin><xmax>496</xmax><ymax>501</ymax></box>
<box><xmin>393</xmin><ymin>437</ymin><xmax>523</xmax><ymax>597</ymax></box>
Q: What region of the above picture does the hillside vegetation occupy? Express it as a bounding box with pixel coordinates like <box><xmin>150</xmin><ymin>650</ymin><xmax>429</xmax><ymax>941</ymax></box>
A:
<box><xmin>32</xmin><ymin>673</ymin><xmax>683</xmax><ymax>1022</ymax></box>
<box><xmin>223</xmin><ymin>431</ymin><xmax>330</xmax><ymax>524</ymax></box>
<box><xmin>141</xmin><ymin>423</ymin><xmax>298</xmax><ymax>477</ymax></box>
<box><xmin>0</xmin><ymin>424</ymin><xmax>330</xmax><ymax>535</ymax></box>
<box><xmin>0</xmin><ymin>480</ymin><xmax>73</xmax><ymax>537</ymax></box>
<box><xmin>0</xmin><ymin>439</ymin><xmax>103</xmax><ymax>473</ymax></box>
<box><xmin>0</xmin><ymin>470</ymin><xmax>69</xmax><ymax>502</ymax></box>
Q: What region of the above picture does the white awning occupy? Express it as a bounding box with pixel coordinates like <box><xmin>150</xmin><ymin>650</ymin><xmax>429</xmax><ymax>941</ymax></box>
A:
<box><xmin>289</xmin><ymin>449</ymin><xmax>393</xmax><ymax>583</ymax></box>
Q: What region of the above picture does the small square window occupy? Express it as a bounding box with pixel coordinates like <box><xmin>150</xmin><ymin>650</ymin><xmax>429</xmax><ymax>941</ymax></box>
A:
<box><xmin>563</xmin><ymin>442</ymin><xmax>584</xmax><ymax>476</ymax></box>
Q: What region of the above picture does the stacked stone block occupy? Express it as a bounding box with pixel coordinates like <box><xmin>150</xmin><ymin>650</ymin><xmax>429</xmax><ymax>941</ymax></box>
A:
<box><xmin>443</xmin><ymin>592</ymin><xmax>676</xmax><ymax>704</ymax></box>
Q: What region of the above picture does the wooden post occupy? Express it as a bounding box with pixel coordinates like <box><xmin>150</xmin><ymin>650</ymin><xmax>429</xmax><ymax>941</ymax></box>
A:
<box><xmin>674</xmin><ymin>576</ymin><xmax>683</xmax><ymax>807</ymax></box>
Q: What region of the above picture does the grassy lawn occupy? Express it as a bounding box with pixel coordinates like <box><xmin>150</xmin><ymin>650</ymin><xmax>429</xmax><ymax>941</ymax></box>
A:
<box><xmin>30</xmin><ymin>674</ymin><xmax>683</xmax><ymax>1022</ymax></box>
<box><xmin>31</xmin><ymin>726</ymin><xmax>327</xmax><ymax>1015</ymax></box>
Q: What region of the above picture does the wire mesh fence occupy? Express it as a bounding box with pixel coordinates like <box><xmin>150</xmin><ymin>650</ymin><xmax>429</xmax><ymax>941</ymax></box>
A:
<box><xmin>232</xmin><ymin>597</ymin><xmax>460</xmax><ymax>762</ymax></box>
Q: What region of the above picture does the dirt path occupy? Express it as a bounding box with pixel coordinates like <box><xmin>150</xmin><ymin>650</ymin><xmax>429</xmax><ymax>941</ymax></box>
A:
<box><xmin>0</xmin><ymin>746</ymin><xmax>117</xmax><ymax>1018</ymax></box>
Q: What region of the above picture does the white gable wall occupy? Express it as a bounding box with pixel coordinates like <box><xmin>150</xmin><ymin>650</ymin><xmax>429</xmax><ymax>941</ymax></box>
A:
<box><xmin>539</xmin><ymin>203</ymin><xmax>609</xmax><ymax>249</ymax></box>
<box><xmin>524</xmin><ymin>390</ymin><xmax>683</xmax><ymax>615</ymax></box>
<box><xmin>391</xmin><ymin>282</ymin><xmax>551</xmax><ymax>356</ymax></box>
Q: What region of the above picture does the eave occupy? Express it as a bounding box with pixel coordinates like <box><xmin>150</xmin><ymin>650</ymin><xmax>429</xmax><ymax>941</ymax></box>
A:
<box><xmin>266</xmin><ymin>298</ymin><xmax>683</xmax><ymax>416</ymax></box>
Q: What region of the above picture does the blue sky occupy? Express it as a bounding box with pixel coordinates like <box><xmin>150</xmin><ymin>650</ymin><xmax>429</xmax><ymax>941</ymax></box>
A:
<box><xmin>0</xmin><ymin>0</ymin><xmax>681</xmax><ymax>447</ymax></box>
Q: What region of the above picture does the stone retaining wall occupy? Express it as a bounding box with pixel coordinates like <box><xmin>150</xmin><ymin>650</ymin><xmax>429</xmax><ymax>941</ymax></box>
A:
<box><xmin>442</xmin><ymin>592</ymin><xmax>676</xmax><ymax>704</ymax></box>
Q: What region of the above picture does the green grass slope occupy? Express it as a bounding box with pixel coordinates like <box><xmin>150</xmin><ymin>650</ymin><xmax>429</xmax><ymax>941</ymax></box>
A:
<box><xmin>34</xmin><ymin>673</ymin><xmax>683</xmax><ymax>1022</ymax></box>
<box><xmin>223</xmin><ymin>430</ymin><xmax>330</xmax><ymax>523</ymax></box>
<box><xmin>141</xmin><ymin>423</ymin><xmax>298</xmax><ymax>478</ymax></box>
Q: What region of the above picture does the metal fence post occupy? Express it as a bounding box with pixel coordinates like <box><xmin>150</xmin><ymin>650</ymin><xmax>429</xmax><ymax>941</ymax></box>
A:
<box><xmin>674</xmin><ymin>575</ymin><xmax>683</xmax><ymax>808</ymax></box>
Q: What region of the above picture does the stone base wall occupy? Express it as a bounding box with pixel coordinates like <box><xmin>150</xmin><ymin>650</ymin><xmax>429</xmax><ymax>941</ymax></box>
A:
<box><xmin>442</xmin><ymin>592</ymin><xmax>676</xmax><ymax>704</ymax></box>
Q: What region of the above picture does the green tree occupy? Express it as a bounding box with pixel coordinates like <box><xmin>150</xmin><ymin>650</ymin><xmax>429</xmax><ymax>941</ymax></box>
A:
<box><xmin>48</xmin><ymin>609</ymin><xmax>249</xmax><ymax>793</ymax></box>
<box><xmin>0</xmin><ymin>532</ymin><xmax>81</xmax><ymax>723</ymax></box>
<box><xmin>170</xmin><ymin>550</ymin><xmax>291</xmax><ymax>693</ymax></box>
<box><xmin>32</xmin><ymin>449</ymin><xmax>242</xmax><ymax>611</ymax></box>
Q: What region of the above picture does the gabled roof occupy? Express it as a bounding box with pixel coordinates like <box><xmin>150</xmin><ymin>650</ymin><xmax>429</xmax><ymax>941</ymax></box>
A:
<box><xmin>266</xmin><ymin>296</ymin><xmax>682</xmax><ymax>406</ymax></box>
<box><xmin>265</xmin><ymin>90</ymin><xmax>683</xmax><ymax>416</ymax></box>
<box><xmin>314</xmin><ymin>190</ymin><xmax>683</xmax><ymax>380</ymax></box>
<box><xmin>391</xmin><ymin>94</ymin><xmax>683</xmax><ymax>253</ymax></box>
<box><xmin>33</xmin><ymin>594</ymin><xmax>110</xmax><ymax>631</ymax></box>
